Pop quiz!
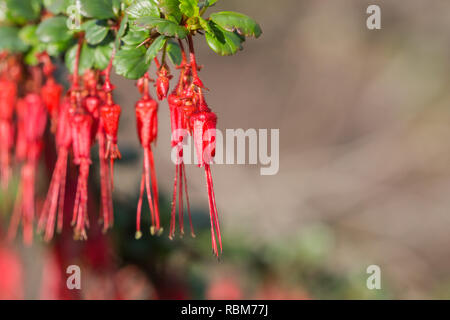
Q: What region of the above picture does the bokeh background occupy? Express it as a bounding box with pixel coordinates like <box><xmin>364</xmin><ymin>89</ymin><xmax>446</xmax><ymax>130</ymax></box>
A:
<box><xmin>3</xmin><ymin>0</ymin><xmax>450</xmax><ymax>299</ymax></box>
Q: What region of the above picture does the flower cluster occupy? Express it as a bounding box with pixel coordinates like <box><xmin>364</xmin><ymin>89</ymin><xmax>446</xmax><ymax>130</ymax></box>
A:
<box><xmin>0</xmin><ymin>0</ymin><xmax>262</xmax><ymax>257</ymax></box>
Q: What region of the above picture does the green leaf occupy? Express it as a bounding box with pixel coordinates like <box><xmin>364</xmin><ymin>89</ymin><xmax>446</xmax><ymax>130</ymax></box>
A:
<box><xmin>145</xmin><ymin>35</ymin><xmax>167</xmax><ymax>63</ymax></box>
<box><xmin>166</xmin><ymin>40</ymin><xmax>182</xmax><ymax>65</ymax></box>
<box><xmin>79</xmin><ymin>0</ymin><xmax>115</xmax><ymax>19</ymax></box>
<box><xmin>5</xmin><ymin>0</ymin><xmax>41</xmax><ymax>22</ymax></box>
<box><xmin>112</xmin><ymin>0</ymin><xmax>122</xmax><ymax>16</ymax></box>
<box><xmin>179</xmin><ymin>0</ymin><xmax>199</xmax><ymax>18</ymax></box>
<box><xmin>125</xmin><ymin>0</ymin><xmax>159</xmax><ymax>19</ymax></box>
<box><xmin>19</xmin><ymin>25</ymin><xmax>39</xmax><ymax>46</ymax></box>
<box><xmin>46</xmin><ymin>40</ymin><xmax>71</xmax><ymax>56</ymax></box>
<box><xmin>0</xmin><ymin>26</ymin><xmax>29</xmax><ymax>52</ymax></box>
<box><xmin>159</xmin><ymin>0</ymin><xmax>182</xmax><ymax>23</ymax></box>
<box><xmin>114</xmin><ymin>14</ymin><xmax>129</xmax><ymax>49</ymax></box>
<box><xmin>135</xmin><ymin>16</ymin><xmax>188</xmax><ymax>38</ymax></box>
<box><xmin>210</xmin><ymin>11</ymin><xmax>262</xmax><ymax>38</ymax></box>
<box><xmin>113</xmin><ymin>45</ymin><xmax>150</xmax><ymax>79</ymax></box>
<box><xmin>83</xmin><ymin>20</ymin><xmax>109</xmax><ymax>45</ymax></box>
<box><xmin>94</xmin><ymin>41</ymin><xmax>114</xmax><ymax>70</ymax></box>
<box><xmin>205</xmin><ymin>22</ymin><xmax>243</xmax><ymax>56</ymax></box>
<box><xmin>122</xmin><ymin>29</ymin><xmax>148</xmax><ymax>47</ymax></box>
<box><xmin>117</xmin><ymin>14</ymin><xmax>129</xmax><ymax>38</ymax></box>
<box><xmin>36</xmin><ymin>17</ymin><xmax>72</xmax><ymax>43</ymax></box>
<box><xmin>43</xmin><ymin>0</ymin><xmax>71</xmax><ymax>14</ymax></box>
<box><xmin>198</xmin><ymin>16</ymin><xmax>211</xmax><ymax>32</ymax></box>
<box><xmin>200</xmin><ymin>0</ymin><xmax>217</xmax><ymax>8</ymax></box>
<box><xmin>65</xmin><ymin>42</ymin><xmax>95</xmax><ymax>74</ymax></box>
<box><xmin>79</xmin><ymin>44</ymin><xmax>95</xmax><ymax>73</ymax></box>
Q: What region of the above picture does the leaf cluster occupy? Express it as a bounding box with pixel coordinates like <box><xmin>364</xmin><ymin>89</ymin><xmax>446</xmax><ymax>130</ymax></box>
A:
<box><xmin>0</xmin><ymin>0</ymin><xmax>262</xmax><ymax>79</ymax></box>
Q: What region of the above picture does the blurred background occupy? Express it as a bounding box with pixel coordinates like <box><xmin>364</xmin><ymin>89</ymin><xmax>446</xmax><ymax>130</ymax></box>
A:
<box><xmin>3</xmin><ymin>0</ymin><xmax>450</xmax><ymax>299</ymax></box>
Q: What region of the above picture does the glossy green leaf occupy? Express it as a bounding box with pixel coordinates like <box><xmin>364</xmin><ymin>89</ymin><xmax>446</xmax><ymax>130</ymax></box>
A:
<box><xmin>0</xmin><ymin>26</ymin><xmax>29</xmax><ymax>52</ymax></box>
<box><xmin>83</xmin><ymin>20</ymin><xmax>109</xmax><ymax>45</ymax></box>
<box><xmin>179</xmin><ymin>0</ymin><xmax>199</xmax><ymax>18</ymax></box>
<box><xmin>198</xmin><ymin>16</ymin><xmax>212</xmax><ymax>33</ymax></box>
<box><xmin>117</xmin><ymin>14</ymin><xmax>129</xmax><ymax>38</ymax></box>
<box><xmin>65</xmin><ymin>42</ymin><xmax>95</xmax><ymax>74</ymax></box>
<box><xmin>145</xmin><ymin>35</ymin><xmax>167</xmax><ymax>63</ymax></box>
<box><xmin>135</xmin><ymin>16</ymin><xmax>188</xmax><ymax>38</ymax></box>
<box><xmin>159</xmin><ymin>0</ymin><xmax>182</xmax><ymax>23</ymax></box>
<box><xmin>122</xmin><ymin>29</ymin><xmax>148</xmax><ymax>47</ymax></box>
<box><xmin>210</xmin><ymin>11</ymin><xmax>262</xmax><ymax>38</ymax></box>
<box><xmin>5</xmin><ymin>0</ymin><xmax>41</xmax><ymax>22</ymax></box>
<box><xmin>166</xmin><ymin>40</ymin><xmax>182</xmax><ymax>65</ymax></box>
<box><xmin>79</xmin><ymin>44</ymin><xmax>95</xmax><ymax>73</ymax></box>
<box><xmin>125</xmin><ymin>0</ymin><xmax>159</xmax><ymax>19</ymax></box>
<box><xmin>43</xmin><ymin>0</ymin><xmax>71</xmax><ymax>14</ymax></box>
<box><xmin>79</xmin><ymin>0</ymin><xmax>115</xmax><ymax>19</ymax></box>
<box><xmin>113</xmin><ymin>46</ymin><xmax>150</xmax><ymax>79</ymax></box>
<box><xmin>205</xmin><ymin>22</ymin><xmax>242</xmax><ymax>56</ymax></box>
<box><xmin>115</xmin><ymin>14</ymin><xmax>129</xmax><ymax>49</ymax></box>
<box><xmin>94</xmin><ymin>41</ymin><xmax>114</xmax><ymax>70</ymax></box>
<box><xmin>36</xmin><ymin>16</ymin><xmax>72</xmax><ymax>43</ymax></box>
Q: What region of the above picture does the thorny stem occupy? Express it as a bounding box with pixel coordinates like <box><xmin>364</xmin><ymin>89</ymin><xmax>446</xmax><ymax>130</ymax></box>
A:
<box><xmin>137</xmin><ymin>37</ymin><xmax>151</xmax><ymax>48</ymax></box>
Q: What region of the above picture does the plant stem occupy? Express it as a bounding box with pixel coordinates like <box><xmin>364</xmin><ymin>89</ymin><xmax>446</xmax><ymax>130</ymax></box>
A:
<box><xmin>73</xmin><ymin>36</ymin><xmax>84</xmax><ymax>90</ymax></box>
<box><xmin>187</xmin><ymin>34</ymin><xmax>200</xmax><ymax>81</ymax></box>
<box><xmin>178</xmin><ymin>39</ymin><xmax>187</xmax><ymax>65</ymax></box>
<box><xmin>104</xmin><ymin>47</ymin><xmax>117</xmax><ymax>86</ymax></box>
<box><xmin>160</xmin><ymin>41</ymin><xmax>168</xmax><ymax>69</ymax></box>
<box><xmin>154</xmin><ymin>57</ymin><xmax>161</xmax><ymax>69</ymax></box>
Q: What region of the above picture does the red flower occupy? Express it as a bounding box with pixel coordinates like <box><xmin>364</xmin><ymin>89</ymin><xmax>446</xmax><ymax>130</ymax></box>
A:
<box><xmin>8</xmin><ymin>93</ymin><xmax>47</xmax><ymax>245</ymax></box>
<box><xmin>135</xmin><ymin>73</ymin><xmax>161</xmax><ymax>238</ymax></box>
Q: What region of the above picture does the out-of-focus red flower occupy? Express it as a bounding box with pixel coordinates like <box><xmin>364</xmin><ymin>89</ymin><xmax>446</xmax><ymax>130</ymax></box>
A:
<box><xmin>40</xmin><ymin>251</ymin><xmax>63</xmax><ymax>300</ymax></box>
<box><xmin>0</xmin><ymin>246</ymin><xmax>23</xmax><ymax>299</ymax></box>
<box><xmin>114</xmin><ymin>265</ymin><xmax>156</xmax><ymax>300</ymax></box>
<box><xmin>206</xmin><ymin>277</ymin><xmax>243</xmax><ymax>300</ymax></box>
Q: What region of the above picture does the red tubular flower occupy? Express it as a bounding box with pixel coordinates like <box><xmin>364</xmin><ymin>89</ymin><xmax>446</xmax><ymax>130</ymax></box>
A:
<box><xmin>84</xmin><ymin>71</ymin><xmax>113</xmax><ymax>233</ymax></box>
<box><xmin>70</xmin><ymin>106</ymin><xmax>93</xmax><ymax>241</ymax></box>
<box><xmin>99</xmin><ymin>80</ymin><xmax>121</xmax><ymax>189</ymax></box>
<box><xmin>38</xmin><ymin>53</ymin><xmax>62</xmax><ymax>126</ymax></box>
<box><xmin>38</xmin><ymin>98</ymin><xmax>72</xmax><ymax>241</ymax></box>
<box><xmin>8</xmin><ymin>93</ymin><xmax>47</xmax><ymax>245</ymax></box>
<box><xmin>0</xmin><ymin>77</ymin><xmax>17</xmax><ymax>189</ymax></box>
<box><xmin>15</xmin><ymin>98</ymin><xmax>27</xmax><ymax>162</ymax></box>
<box><xmin>190</xmin><ymin>92</ymin><xmax>222</xmax><ymax>257</ymax></box>
<box><xmin>41</xmin><ymin>77</ymin><xmax>63</xmax><ymax>115</ymax></box>
<box><xmin>135</xmin><ymin>73</ymin><xmax>160</xmax><ymax>238</ymax></box>
<box><xmin>155</xmin><ymin>64</ymin><xmax>173</xmax><ymax>101</ymax></box>
<box><xmin>167</xmin><ymin>57</ymin><xmax>195</xmax><ymax>239</ymax></box>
